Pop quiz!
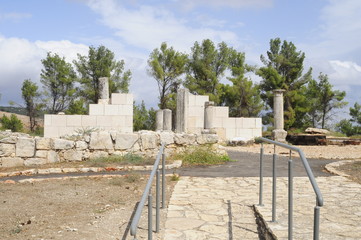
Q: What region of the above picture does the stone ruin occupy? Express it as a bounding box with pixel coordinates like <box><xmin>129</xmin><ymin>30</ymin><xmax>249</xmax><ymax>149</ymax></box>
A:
<box><xmin>0</xmin><ymin>77</ymin><xmax>264</xmax><ymax>168</ymax></box>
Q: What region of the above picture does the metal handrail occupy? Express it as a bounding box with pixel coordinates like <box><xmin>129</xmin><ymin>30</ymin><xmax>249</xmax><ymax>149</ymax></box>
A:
<box><xmin>130</xmin><ymin>142</ymin><xmax>166</xmax><ymax>239</ymax></box>
<box><xmin>258</xmin><ymin>137</ymin><xmax>323</xmax><ymax>240</ymax></box>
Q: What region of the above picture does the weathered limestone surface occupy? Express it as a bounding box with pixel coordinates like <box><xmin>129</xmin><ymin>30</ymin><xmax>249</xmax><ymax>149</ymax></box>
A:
<box><xmin>160</xmin><ymin>132</ymin><xmax>175</xmax><ymax>145</ymax></box>
<box><xmin>52</xmin><ymin>139</ymin><xmax>74</xmax><ymax>150</ymax></box>
<box><xmin>140</xmin><ymin>131</ymin><xmax>159</xmax><ymax>150</ymax></box>
<box><xmin>196</xmin><ymin>133</ymin><xmax>218</xmax><ymax>145</ymax></box>
<box><xmin>0</xmin><ymin>143</ymin><xmax>15</xmax><ymax>157</ymax></box>
<box><xmin>89</xmin><ymin>131</ymin><xmax>113</xmax><ymax>150</ymax></box>
<box><xmin>0</xmin><ymin>157</ymin><xmax>24</xmax><ymax>167</ymax></box>
<box><xmin>156</xmin><ymin>110</ymin><xmax>164</xmax><ymax>131</ymax></box>
<box><xmin>163</xmin><ymin>109</ymin><xmax>172</xmax><ymax>131</ymax></box>
<box><xmin>98</xmin><ymin>77</ymin><xmax>109</xmax><ymax>102</ymax></box>
<box><xmin>174</xmin><ymin>133</ymin><xmax>196</xmax><ymax>145</ymax></box>
<box><xmin>63</xmin><ymin>150</ymin><xmax>83</xmax><ymax>161</ymax></box>
<box><xmin>16</xmin><ymin>138</ymin><xmax>35</xmax><ymax>157</ymax></box>
<box><xmin>115</xmin><ymin>133</ymin><xmax>138</xmax><ymax>150</ymax></box>
<box><xmin>47</xmin><ymin>151</ymin><xmax>59</xmax><ymax>163</ymax></box>
<box><xmin>35</xmin><ymin>137</ymin><xmax>52</xmax><ymax>150</ymax></box>
<box><xmin>24</xmin><ymin>158</ymin><xmax>47</xmax><ymax>166</ymax></box>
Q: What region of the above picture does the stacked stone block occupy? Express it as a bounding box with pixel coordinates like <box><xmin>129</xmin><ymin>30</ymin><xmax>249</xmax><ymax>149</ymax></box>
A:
<box><xmin>44</xmin><ymin>93</ymin><xmax>133</xmax><ymax>138</ymax></box>
<box><xmin>0</xmin><ymin>130</ymin><xmax>219</xmax><ymax>168</ymax></box>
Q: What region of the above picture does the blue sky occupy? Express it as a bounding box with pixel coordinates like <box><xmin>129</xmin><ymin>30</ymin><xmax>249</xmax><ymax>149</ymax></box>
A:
<box><xmin>1</xmin><ymin>0</ymin><xmax>361</xmax><ymax>123</ymax></box>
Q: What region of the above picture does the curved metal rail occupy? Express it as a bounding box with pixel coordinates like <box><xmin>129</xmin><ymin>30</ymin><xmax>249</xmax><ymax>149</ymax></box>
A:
<box><xmin>130</xmin><ymin>143</ymin><xmax>166</xmax><ymax>239</ymax></box>
<box><xmin>258</xmin><ymin>137</ymin><xmax>323</xmax><ymax>240</ymax></box>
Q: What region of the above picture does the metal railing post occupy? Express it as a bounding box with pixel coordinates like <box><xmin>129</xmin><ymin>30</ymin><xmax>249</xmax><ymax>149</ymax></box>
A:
<box><xmin>288</xmin><ymin>150</ymin><xmax>293</xmax><ymax>240</ymax></box>
<box><xmin>156</xmin><ymin>170</ymin><xmax>160</xmax><ymax>233</ymax></box>
<box><xmin>259</xmin><ymin>143</ymin><xmax>264</xmax><ymax>206</ymax></box>
<box><xmin>314</xmin><ymin>205</ymin><xmax>320</xmax><ymax>240</ymax></box>
<box><xmin>148</xmin><ymin>194</ymin><xmax>153</xmax><ymax>240</ymax></box>
<box><xmin>162</xmin><ymin>152</ymin><xmax>166</xmax><ymax>209</ymax></box>
<box><xmin>272</xmin><ymin>145</ymin><xmax>277</xmax><ymax>222</ymax></box>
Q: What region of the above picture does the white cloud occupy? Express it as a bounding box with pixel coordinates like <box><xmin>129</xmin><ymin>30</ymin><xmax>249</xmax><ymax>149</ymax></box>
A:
<box><xmin>177</xmin><ymin>0</ymin><xmax>273</xmax><ymax>10</ymax></box>
<box><xmin>85</xmin><ymin>0</ymin><xmax>239</xmax><ymax>52</ymax></box>
<box><xmin>0</xmin><ymin>36</ymin><xmax>89</xmax><ymax>106</ymax></box>
<box><xmin>328</xmin><ymin>60</ymin><xmax>361</xmax><ymax>86</ymax></box>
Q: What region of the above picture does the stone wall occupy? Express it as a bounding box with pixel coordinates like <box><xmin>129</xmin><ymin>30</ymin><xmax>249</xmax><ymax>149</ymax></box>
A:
<box><xmin>44</xmin><ymin>93</ymin><xmax>133</xmax><ymax>138</ymax></box>
<box><xmin>0</xmin><ymin>130</ymin><xmax>218</xmax><ymax>168</ymax></box>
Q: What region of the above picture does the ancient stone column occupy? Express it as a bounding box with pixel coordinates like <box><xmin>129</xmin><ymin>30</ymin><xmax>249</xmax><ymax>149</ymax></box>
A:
<box><xmin>156</xmin><ymin>109</ymin><xmax>164</xmax><ymax>131</ymax></box>
<box><xmin>163</xmin><ymin>109</ymin><xmax>172</xmax><ymax>131</ymax></box>
<box><xmin>204</xmin><ymin>101</ymin><xmax>215</xmax><ymax>129</ymax></box>
<box><xmin>98</xmin><ymin>77</ymin><xmax>109</xmax><ymax>104</ymax></box>
<box><xmin>176</xmin><ymin>88</ymin><xmax>189</xmax><ymax>133</ymax></box>
<box><xmin>272</xmin><ymin>89</ymin><xmax>287</xmax><ymax>142</ymax></box>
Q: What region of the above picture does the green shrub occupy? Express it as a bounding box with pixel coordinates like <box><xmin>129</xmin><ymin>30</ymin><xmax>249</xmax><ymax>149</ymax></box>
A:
<box><xmin>174</xmin><ymin>146</ymin><xmax>231</xmax><ymax>166</ymax></box>
<box><xmin>0</xmin><ymin>114</ymin><xmax>23</xmax><ymax>132</ymax></box>
<box><xmin>88</xmin><ymin>153</ymin><xmax>153</xmax><ymax>167</ymax></box>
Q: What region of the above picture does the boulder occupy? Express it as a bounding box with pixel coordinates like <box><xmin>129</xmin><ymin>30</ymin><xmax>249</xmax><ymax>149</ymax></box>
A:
<box><xmin>16</xmin><ymin>137</ymin><xmax>35</xmax><ymax>157</ymax></box>
<box><xmin>1</xmin><ymin>157</ymin><xmax>24</xmax><ymax>167</ymax></box>
<box><xmin>305</xmin><ymin>127</ymin><xmax>330</xmax><ymax>135</ymax></box>
<box><xmin>75</xmin><ymin>141</ymin><xmax>88</xmax><ymax>150</ymax></box>
<box><xmin>63</xmin><ymin>150</ymin><xmax>83</xmax><ymax>161</ymax></box>
<box><xmin>47</xmin><ymin>151</ymin><xmax>60</xmax><ymax>163</ymax></box>
<box><xmin>52</xmin><ymin>139</ymin><xmax>75</xmax><ymax>150</ymax></box>
<box><xmin>24</xmin><ymin>158</ymin><xmax>47</xmax><ymax>166</ymax></box>
<box><xmin>115</xmin><ymin>133</ymin><xmax>139</xmax><ymax>150</ymax></box>
<box><xmin>0</xmin><ymin>143</ymin><xmax>15</xmax><ymax>157</ymax></box>
<box><xmin>35</xmin><ymin>137</ymin><xmax>52</xmax><ymax>150</ymax></box>
<box><xmin>159</xmin><ymin>132</ymin><xmax>174</xmax><ymax>145</ymax></box>
<box><xmin>197</xmin><ymin>134</ymin><xmax>218</xmax><ymax>145</ymax></box>
<box><xmin>174</xmin><ymin>133</ymin><xmax>196</xmax><ymax>145</ymax></box>
<box><xmin>140</xmin><ymin>131</ymin><xmax>159</xmax><ymax>150</ymax></box>
<box><xmin>89</xmin><ymin>131</ymin><xmax>113</xmax><ymax>150</ymax></box>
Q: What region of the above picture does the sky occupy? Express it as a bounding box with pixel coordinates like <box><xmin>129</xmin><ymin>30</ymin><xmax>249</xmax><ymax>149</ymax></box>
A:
<box><xmin>0</xmin><ymin>0</ymin><xmax>361</xmax><ymax>122</ymax></box>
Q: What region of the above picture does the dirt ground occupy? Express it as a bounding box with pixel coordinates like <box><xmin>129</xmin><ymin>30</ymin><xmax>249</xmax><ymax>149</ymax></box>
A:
<box><xmin>0</xmin><ymin>174</ymin><xmax>176</xmax><ymax>240</ymax></box>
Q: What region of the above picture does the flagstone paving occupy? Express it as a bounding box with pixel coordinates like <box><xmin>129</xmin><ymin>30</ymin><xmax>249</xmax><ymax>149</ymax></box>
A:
<box><xmin>164</xmin><ymin>176</ymin><xmax>361</xmax><ymax>240</ymax></box>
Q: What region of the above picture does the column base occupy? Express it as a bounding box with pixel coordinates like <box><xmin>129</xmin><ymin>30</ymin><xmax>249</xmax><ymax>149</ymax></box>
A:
<box><xmin>272</xmin><ymin>129</ymin><xmax>288</xmax><ymax>142</ymax></box>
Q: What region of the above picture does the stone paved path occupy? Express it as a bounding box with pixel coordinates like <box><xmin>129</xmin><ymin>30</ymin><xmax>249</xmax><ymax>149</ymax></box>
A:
<box><xmin>164</xmin><ymin>176</ymin><xmax>361</xmax><ymax>240</ymax></box>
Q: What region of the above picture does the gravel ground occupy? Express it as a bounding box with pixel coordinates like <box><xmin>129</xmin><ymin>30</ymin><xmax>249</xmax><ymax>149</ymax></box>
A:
<box><xmin>224</xmin><ymin>144</ymin><xmax>361</xmax><ymax>160</ymax></box>
<box><xmin>0</xmin><ymin>174</ymin><xmax>176</xmax><ymax>240</ymax></box>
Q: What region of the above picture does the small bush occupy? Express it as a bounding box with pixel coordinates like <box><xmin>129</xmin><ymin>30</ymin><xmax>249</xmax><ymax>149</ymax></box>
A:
<box><xmin>174</xmin><ymin>146</ymin><xmax>231</xmax><ymax>166</ymax></box>
<box><xmin>0</xmin><ymin>114</ymin><xmax>23</xmax><ymax>132</ymax></box>
<box><xmin>88</xmin><ymin>153</ymin><xmax>153</xmax><ymax>167</ymax></box>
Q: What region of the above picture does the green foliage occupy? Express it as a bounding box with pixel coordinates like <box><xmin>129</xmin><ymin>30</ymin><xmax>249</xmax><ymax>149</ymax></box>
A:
<box><xmin>74</xmin><ymin>45</ymin><xmax>131</xmax><ymax>104</ymax></box>
<box><xmin>221</xmin><ymin>50</ymin><xmax>262</xmax><ymax>117</ymax></box>
<box><xmin>337</xmin><ymin>102</ymin><xmax>361</xmax><ymax>136</ymax></box>
<box><xmin>174</xmin><ymin>146</ymin><xmax>231</xmax><ymax>166</ymax></box>
<box><xmin>148</xmin><ymin>42</ymin><xmax>188</xmax><ymax>109</ymax></box>
<box><xmin>0</xmin><ymin>114</ymin><xmax>23</xmax><ymax>132</ymax></box>
<box><xmin>88</xmin><ymin>153</ymin><xmax>152</xmax><ymax>167</ymax></box>
<box><xmin>306</xmin><ymin>73</ymin><xmax>347</xmax><ymax>128</ymax></box>
<box><xmin>133</xmin><ymin>101</ymin><xmax>156</xmax><ymax>131</ymax></box>
<box><xmin>65</xmin><ymin>99</ymin><xmax>87</xmax><ymax>115</ymax></box>
<box><xmin>40</xmin><ymin>52</ymin><xmax>77</xmax><ymax>114</ymax></box>
<box><xmin>185</xmin><ymin>39</ymin><xmax>232</xmax><ymax>104</ymax></box>
<box><xmin>21</xmin><ymin>79</ymin><xmax>43</xmax><ymax>132</ymax></box>
<box><xmin>257</xmin><ymin>38</ymin><xmax>312</xmax><ymax>129</ymax></box>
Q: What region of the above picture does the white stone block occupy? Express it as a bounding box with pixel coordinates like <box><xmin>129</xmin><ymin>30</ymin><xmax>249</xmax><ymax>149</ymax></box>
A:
<box><xmin>89</xmin><ymin>104</ymin><xmax>105</xmax><ymax>115</ymax></box>
<box><xmin>188</xmin><ymin>94</ymin><xmax>196</xmax><ymax>106</ymax></box>
<box><xmin>89</xmin><ymin>131</ymin><xmax>113</xmax><ymax>150</ymax></box>
<box><xmin>104</xmin><ymin>105</ymin><xmax>119</xmax><ymax>115</ymax></box>
<box><xmin>242</xmin><ymin>118</ymin><xmax>256</xmax><ymax>129</ymax></box>
<box><xmin>124</xmin><ymin>116</ymin><xmax>133</xmax><ymax>128</ymax></box>
<box><xmin>123</xmin><ymin>126</ymin><xmax>133</xmax><ymax>133</ymax></box>
<box><xmin>59</xmin><ymin>127</ymin><xmax>75</xmax><ymax>137</ymax></box>
<box><xmin>119</xmin><ymin>104</ymin><xmax>133</xmax><ymax>116</ymax></box>
<box><xmin>111</xmin><ymin>93</ymin><xmax>133</xmax><ymax>105</ymax></box>
<box><xmin>44</xmin><ymin>115</ymin><xmax>52</xmax><ymax>126</ymax></box>
<box><xmin>213</xmin><ymin>117</ymin><xmax>223</xmax><ymax>128</ymax></box>
<box><xmin>52</xmin><ymin>139</ymin><xmax>74</xmax><ymax>150</ymax></box>
<box><xmin>236</xmin><ymin>129</ymin><xmax>254</xmax><ymax>140</ymax></box>
<box><xmin>235</xmin><ymin>118</ymin><xmax>244</xmax><ymax>129</ymax></box>
<box><xmin>44</xmin><ymin>126</ymin><xmax>59</xmax><ymax>138</ymax></box>
<box><xmin>255</xmin><ymin>118</ymin><xmax>262</xmax><ymax>129</ymax></box>
<box><xmin>36</xmin><ymin>137</ymin><xmax>52</xmax><ymax>150</ymax></box>
<box><xmin>226</xmin><ymin>128</ymin><xmax>236</xmax><ymax>140</ymax></box>
<box><xmin>81</xmin><ymin>116</ymin><xmax>97</xmax><ymax>127</ymax></box>
<box><xmin>0</xmin><ymin>143</ymin><xmax>15</xmax><ymax>157</ymax></box>
<box><xmin>252</xmin><ymin>128</ymin><xmax>262</xmax><ymax>137</ymax></box>
<box><xmin>96</xmin><ymin>116</ymin><xmax>113</xmax><ymax>127</ymax></box>
<box><xmin>195</xmin><ymin>95</ymin><xmax>209</xmax><ymax>106</ymax></box>
<box><xmin>215</xmin><ymin>107</ymin><xmax>229</xmax><ymax>118</ymax></box>
<box><xmin>111</xmin><ymin>116</ymin><xmax>125</xmax><ymax>127</ymax></box>
<box><xmin>51</xmin><ymin>115</ymin><xmax>67</xmax><ymax>126</ymax></box>
<box><xmin>223</xmin><ymin>118</ymin><xmax>236</xmax><ymax>129</ymax></box>
<box><xmin>66</xmin><ymin>115</ymin><xmax>82</xmax><ymax>127</ymax></box>
<box><xmin>1</xmin><ymin>157</ymin><xmax>24</xmax><ymax>167</ymax></box>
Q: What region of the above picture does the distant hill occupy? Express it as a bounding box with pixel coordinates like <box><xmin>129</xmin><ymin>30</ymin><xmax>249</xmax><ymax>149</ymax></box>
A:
<box><xmin>0</xmin><ymin>106</ymin><xmax>27</xmax><ymax>115</ymax></box>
